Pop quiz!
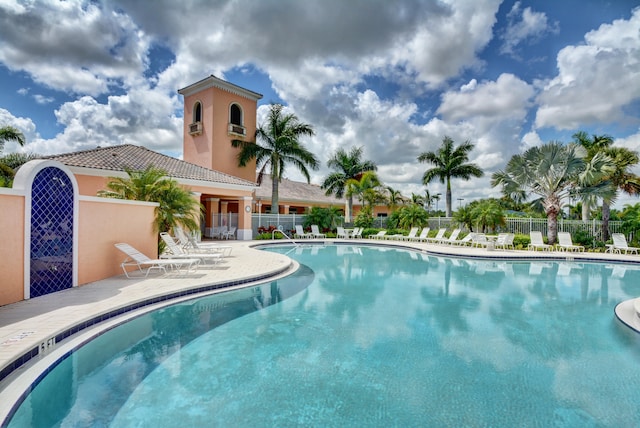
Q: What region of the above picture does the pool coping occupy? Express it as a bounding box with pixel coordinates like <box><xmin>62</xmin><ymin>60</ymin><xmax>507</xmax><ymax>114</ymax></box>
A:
<box><xmin>0</xmin><ymin>238</ymin><xmax>639</xmax><ymax>417</ymax></box>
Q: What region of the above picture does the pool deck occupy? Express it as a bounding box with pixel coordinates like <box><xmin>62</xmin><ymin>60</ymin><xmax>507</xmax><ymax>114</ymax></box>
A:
<box><xmin>1</xmin><ymin>238</ymin><xmax>640</xmax><ymax>396</ymax></box>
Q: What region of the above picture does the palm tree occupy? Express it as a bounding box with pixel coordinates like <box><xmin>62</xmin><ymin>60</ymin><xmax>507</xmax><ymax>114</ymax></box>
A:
<box><xmin>385</xmin><ymin>186</ymin><xmax>406</xmax><ymax>211</ymax></box>
<box><xmin>491</xmin><ymin>141</ymin><xmax>615</xmax><ymax>244</ymax></box>
<box><xmin>397</xmin><ymin>204</ymin><xmax>429</xmax><ymax>229</ymax></box>
<box><xmin>232</xmin><ymin>104</ymin><xmax>319</xmax><ymax>214</ymax></box>
<box><xmin>418</xmin><ymin>136</ymin><xmax>483</xmax><ymax>217</ymax></box>
<box><xmin>470</xmin><ymin>199</ymin><xmax>505</xmax><ymax>233</ymax></box>
<box><xmin>0</xmin><ymin>126</ymin><xmax>26</xmax><ymax>186</ymax></box>
<box><xmin>321</xmin><ymin>146</ymin><xmax>376</xmax><ymax>221</ymax></box>
<box><xmin>98</xmin><ymin>166</ymin><xmax>202</xmax><ymax>250</ymax></box>
<box><xmin>573</xmin><ymin>131</ymin><xmax>640</xmax><ymax>240</ymax></box>
<box><xmin>345</xmin><ymin>170</ymin><xmax>382</xmax><ymax>210</ymax></box>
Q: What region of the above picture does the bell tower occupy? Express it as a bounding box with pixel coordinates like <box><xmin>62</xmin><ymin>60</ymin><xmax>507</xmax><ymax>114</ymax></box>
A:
<box><xmin>178</xmin><ymin>75</ymin><xmax>262</xmax><ymax>182</ymax></box>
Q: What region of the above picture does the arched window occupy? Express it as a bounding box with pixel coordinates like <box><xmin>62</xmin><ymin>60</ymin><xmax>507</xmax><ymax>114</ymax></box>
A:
<box><xmin>230</xmin><ymin>103</ymin><xmax>242</xmax><ymax>125</ymax></box>
<box><xmin>229</xmin><ymin>103</ymin><xmax>245</xmax><ymax>135</ymax></box>
<box><xmin>193</xmin><ymin>102</ymin><xmax>202</xmax><ymax>123</ymax></box>
<box><xmin>189</xmin><ymin>101</ymin><xmax>203</xmax><ymax>135</ymax></box>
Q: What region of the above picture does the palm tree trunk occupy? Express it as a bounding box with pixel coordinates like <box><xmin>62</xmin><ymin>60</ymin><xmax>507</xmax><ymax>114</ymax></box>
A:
<box><xmin>271</xmin><ymin>176</ymin><xmax>279</xmax><ymax>214</ymax></box>
<box><xmin>581</xmin><ymin>202</ymin><xmax>589</xmax><ymax>221</ymax></box>
<box><xmin>446</xmin><ymin>179</ymin><xmax>452</xmax><ymax>217</ymax></box>
<box><xmin>347</xmin><ymin>196</ymin><xmax>353</xmax><ymax>223</ymax></box>
<box><xmin>601</xmin><ymin>201</ymin><xmax>611</xmax><ymax>242</ymax></box>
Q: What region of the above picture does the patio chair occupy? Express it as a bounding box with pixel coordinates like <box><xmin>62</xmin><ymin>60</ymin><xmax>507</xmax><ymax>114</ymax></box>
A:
<box><xmin>295</xmin><ymin>225</ymin><xmax>313</xmax><ymax>239</ymax></box>
<box><xmin>424</xmin><ymin>228</ymin><xmax>447</xmax><ymax>244</ymax></box>
<box><xmin>400</xmin><ymin>227</ymin><xmax>420</xmax><ymax>241</ymax></box>
<box><xmin>368</xmin><ymin>230</ymin><xmax>387</xmax><ymax>240</ymax></box>
<box><xmin>222</xmin><ymin>226</ymin><xmax>237</xmax><ymax>240</ymax></box>
<box><xmin>610</xmin><ymin>233</ymin><xmax>639</xmax><ymax>254</ymax></box>
<box><xmin>408</xmin><ymin>228</ymin><xmax>430</xmax><ymax>242</ymax></box>
<box><xmin>438</xmin><ymin>228</ymin><xmax>461</xmax><ymax>245</ymax></box>
<box><xmin>336</xmin><ymin>227</ymin><xmax>351</xmax><ymax>239</ymax></box>
<box><xmin>472</xmin><ymin>233</ymin><xmax>489</xmax><ymax>248</ymax></box>
<box><xmin>115</xmin><ymin>243</ymin><xmax>200</xmax><ymax>278</ymax></box>
<box><xmin>310</xmin><ymin>225</ymin><xmax>326</xmax><ymax>238</ymax></box>
<box><xmin>528</xmin><ymin>231</ymin><xmax>552</xmax><ymax>251</ymax></box>
<box><xmin>495</xmin><ymin>233</ymin><xmax>515</xmax><ymax>250</ymax></box>
<box><xmin>175</xmin><ymin>227</ymin><xmax>232</xmax><ymax>257</ymax></box>
<box><xmin>556</xmin><ymin>232</ymin><xmax>584</xmax><ymax>252</ymax></box>
<box><xmin>160</xmin><ymin>232</ymin><xmax>223</xmax><ymax>264</ymax></box>
<box><xmin>450</xmin><ymin>232</ymin><xmax>475</xmax><ymax>246</ymax></box>
<box><xmin>351</xmin><ymin>227</ymin><xmax>363</xmax><ymax>239</ymax></box>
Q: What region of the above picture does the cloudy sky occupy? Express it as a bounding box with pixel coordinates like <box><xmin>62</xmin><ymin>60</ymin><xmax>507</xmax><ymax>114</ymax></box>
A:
<box><xmin>1</xmin><ymin>0</ymin><xmax>639</xmax><ymax>208</ymax></box>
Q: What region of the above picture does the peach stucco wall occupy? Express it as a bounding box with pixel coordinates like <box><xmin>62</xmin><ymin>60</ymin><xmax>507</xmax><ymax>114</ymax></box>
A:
<box><xmin>77</xmin><ymin>197</ymin><xmax>157</xmax><ymax>285</ymax></box>
<box><xmin>0</xmin><ymin>193</ymin><xmax>26</xmax><ymax>306</ymax></box>
<box><xmin>182</xmin><ymin>87</ymin><xmax>258</xmax><ymax>182</ymax></box>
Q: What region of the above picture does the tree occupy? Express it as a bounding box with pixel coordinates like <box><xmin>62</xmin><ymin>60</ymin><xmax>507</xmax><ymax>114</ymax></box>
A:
<box><xmin>418</xmin><ymin>136</ymin><xmax>483</xmax><ymax>217</ymax></box>
<box><xmin>470</xmin><ymin>199</ymin><xmax>505</xmax><ymax>233</ymax></box>
<box><xmin>98</xmin><ymin>166</ymin><xmax>202</xmax><ymax>250</ymax></box>
<box><xmin>345</xmin><ymin>171</ymin><xmax>383</xmax><ymax>211</ymax></box>
<box><xmin>0</xmin><ymin>125</ymin><xmax>27</xmax><ymax>186</ymax></box>
<box><xmin>321</xmin><ymin>146</ymin><xmax>377</xmax><ymax>221</ymax></box>
<box><xmin>573</xmin><ymin>130</ymin><xmax>640</xmax><ymax>240</ymax></box>
<box><xmin>397</xmin><ymin>204</ymin><xmax>429</xmax><ymax>229</ymax></box>
<box><xmin>491</xmin><ymin>141</ymin><xmax>615</xmax><ymax>244</ymax></box>
<box><xmin>385</xmin><ymin>186</ymin><xmax>406</xmax><ymax>211</ymax></box>
<box><xmin>232</xmin><ymin>104</ymin><xmax>318</xmax><ymax>213</ymax></box>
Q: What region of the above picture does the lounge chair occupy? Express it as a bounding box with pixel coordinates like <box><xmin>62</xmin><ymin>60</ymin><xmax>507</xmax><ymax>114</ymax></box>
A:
<box><xmin>160</xmin><ymin>232</ymin><xmax>223</xmax><ymax>264</ymax></box>
<box><xmin>438</xmin><ymin>228</ymin><xmax>461</xmax><ymax>245</ymax></box>
<box><xmin>351</xmin><ymin>227</ymin><xmax>363</xmax><ymax>239</ymax></box>
<box><xmin>472</xmin><ymin>233</ymin><xmax>489</xmax><ymax>248</ymax></box>
<box><xmin>400</xmin><ymin>227</ymin><xmax>420</xmax><ymax>241</ymax></box>
<box><xmin>369</xmin><ymin>231</ymin><xmax>387</xmax><ymax>240</ymax></box>
<box><xmin>556</xmin><ymin>232</ymin><xmax>584</xmax><ymax>252</ymax></box>
<box><xmin>222</xmin><ymin>226</ymin><xmax>236</xmax><ymax>240</ymax></box>
<box><xmin>174</xmin><ymin>227</ymin><xmax>232</xmax><ymax>257</ymax></box>
<box><xmin>408</xmin><ymin>228</ymin><xmax>430</xmax><ymax>242</ymax></box>
<box><xmin>528</xmin><ymin>231</ymin><xmax>552</xmax><ymax>251</ymax></box>
<box><xmin>424</xmin><ymin>228</ymin><xmax>447</xmax><ymax>244</ymax></box>
<box><xmin>115</xmin><ymin>243</ymin><xmax>199</xmax><ymax>278</ymax></box>
<box><xmin>336</xmin><ymin>227</ymin><xmax>351</xmax><ymax>239</ymax></box>
<box><xmin>310</xmin><ymin>225</ymin><xmax>326</xmax><ymax>238</ymax></box>
<box><xmin>495</xmin><ymin>233</ymin><xmax>515</xmax><ymax>250</ymax></box>
<box><xmin>295</xmin><ymin>225</ymin><xmax>313</xmax><ymax>239</ymax></box>
<box><xmin>610</xmin><ymin>233</ymin><xmax>639</xmax><ymax>254</ymax></box>
<box><xmin>450</xmin><ymin>232</ymin><xmax>475</xmax><ymax>246</ymax></box>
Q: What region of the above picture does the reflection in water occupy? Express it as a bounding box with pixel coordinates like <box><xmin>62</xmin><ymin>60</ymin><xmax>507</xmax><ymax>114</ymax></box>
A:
<box><xmin>7</xmin><ymin>246</ymin><xmax>640</xmax><ymax>427</ymax></box>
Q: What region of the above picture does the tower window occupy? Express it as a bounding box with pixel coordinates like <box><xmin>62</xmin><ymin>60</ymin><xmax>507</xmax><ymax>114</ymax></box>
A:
<box><xmin>229</xmin><ymin>103</ymin><xmax>245</xmax><ymax>135</ymax></box>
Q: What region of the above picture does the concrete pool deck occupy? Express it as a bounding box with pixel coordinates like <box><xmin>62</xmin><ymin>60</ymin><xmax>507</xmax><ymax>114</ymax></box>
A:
<box><xmin>1</xmin><ymin>238</ymin><xmax>640</xmax><ymax>400</ymax></box>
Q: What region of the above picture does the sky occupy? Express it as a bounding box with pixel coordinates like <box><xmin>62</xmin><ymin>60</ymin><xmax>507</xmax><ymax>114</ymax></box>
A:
<box><xmin>1</xmin><ymin>0</ymin><xmax>640</xmax><ymax>209</ymax></box>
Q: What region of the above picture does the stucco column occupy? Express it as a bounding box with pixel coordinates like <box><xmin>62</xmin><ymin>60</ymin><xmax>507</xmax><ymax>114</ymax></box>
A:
<box><xmin>206</xmin><ymin>198</ymin><xmax>220</xmax><ymax>238</ymax></box>
<box><xmin>283</xmin><ymin>205</ymin><xmax>290</xmax><ymax>215</ymax></box>
<box><xmin>237</xmin><ymin>196</ymin><xmax>254</xmax><ymax>240</ymax></box>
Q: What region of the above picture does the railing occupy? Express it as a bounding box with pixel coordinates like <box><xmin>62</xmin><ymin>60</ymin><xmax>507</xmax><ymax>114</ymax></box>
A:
<box><xmin>251</xmin><ymin>213</ymin><xmax>625</xmax><ymax>241</ymax></box>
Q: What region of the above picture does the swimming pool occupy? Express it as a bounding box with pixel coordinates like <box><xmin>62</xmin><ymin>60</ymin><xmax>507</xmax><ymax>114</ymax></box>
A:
<box><xmin>4</xmin><ymin>244</ymin><xmax>640</xmax><ymax>426</ymax></box>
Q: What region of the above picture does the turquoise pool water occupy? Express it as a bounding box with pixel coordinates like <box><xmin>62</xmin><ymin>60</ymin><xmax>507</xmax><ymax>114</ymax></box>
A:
<box><xmin>5</xmin><ymin>245</ymin><xmax>640</xmax><ymax>427</ymax></box>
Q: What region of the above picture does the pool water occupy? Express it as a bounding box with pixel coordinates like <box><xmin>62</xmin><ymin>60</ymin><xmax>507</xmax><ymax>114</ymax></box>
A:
<box><xmin>5</xmin><ymin>245</ymin><xmax>640</xmax><ymax>427</ymax></box>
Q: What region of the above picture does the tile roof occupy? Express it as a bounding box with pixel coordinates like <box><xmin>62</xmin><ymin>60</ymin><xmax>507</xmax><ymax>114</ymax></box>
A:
<box><xmin>255</xmin><ymin>175</ymin><xmax>346</xmax><ymax>205</ymax></box>
<box><xmin>42</xmin><ymin>144</ymin><xmax>257</xmax><ymax>188</ymax></box>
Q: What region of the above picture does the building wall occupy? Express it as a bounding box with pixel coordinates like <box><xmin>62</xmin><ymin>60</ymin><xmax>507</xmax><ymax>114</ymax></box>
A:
<box><xmin>182</xmin><ymin>87</ymin><xmax>258</xmax><ymax>182</ymax></box>
<box><xmin>77</xmin><ymin>197</ymin><xmax>157</xmax><ymax>285</ymax></box>
<box><xmin>0</xmin><ymin>192</ymin><xmax>26</xmax><ymax>306</ymax></box>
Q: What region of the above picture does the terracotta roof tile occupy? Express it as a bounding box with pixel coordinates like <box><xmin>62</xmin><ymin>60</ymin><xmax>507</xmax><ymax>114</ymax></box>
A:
<box><xmin>42</xmin><ymin>144</ymin><xmax>256</xmax><ymax>188</ymax></box>
<box><xmin>255</xmin><ymin>176</ymin><xmax>345</xmax><ymax>205</ymax></box>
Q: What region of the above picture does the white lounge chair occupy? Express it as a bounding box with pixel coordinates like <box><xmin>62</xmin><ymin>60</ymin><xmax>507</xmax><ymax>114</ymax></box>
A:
<box><xmin>222</xmin><ymin>226</ymin><xmax>236</xmax><ymax>240</ymax></box>
<box><xmin>408</xmin><ymin>228</ymin><xmax>430</xmax><ymax>242</ymax></box>
<box><xmin>424</xmin><ymin>228</ymin><xmax>447</xmax><ymax>244</ymax></box>
<box><xmin>174</xmin><ymin>227</ymin><xmax>232</xmax><ymax>257</ymax></box>
<box><xmin>439</xmin><ymin>228</ymin><xmax>461</xmax><ymax>245</ymax></box>
<box><xmin>450</xmin><ymin>232</ymin><xmax>475</xmax><ymax>246</ymax></box>
<box><xmin>528</xmin><ymin>231</ymin><xmax>552</xmax><ymax>251</ymax></box>
<box><xmin>400</xmin><ymin>227</ymin><xmax>420</xmax><ymax>241</ymax></box>
<box><xmin>115</xmin><ymin>243</ymin><xmax>199</xmax><ymax>278</ymax></box>
<box><xmin>351</xmin><ymin>227</ymin><xmax>363</xmax><ymax>239</ymax></box>
<box><xmin>471</xmin><ymin>233</ymin><xmax>489</xmax><ymax>248</ymax></box>
<box><xmin>495</xmin><ymin>233</ymin><xmax>515</xmax><ymax>250</ymax></box>
<box><xmin>295</xmin><ymin>225</ymin><xmax>313</xmax><ymax>239</ymax></box>
<box><xmin>610</xmin><ymin>233</ymin><xmax>639</xmax><ymax>254</ymax></box>
<box><xmin>160</xmin><ymin>232</ymin><xmax>223</xmax><ymax>264</ymax></box>
<box><xmin>556</xmin><ymin>232</ymin><xmax>584</xmax><ymax>252</ymax></box>
<box><xmin>369</xmin><ymin>231</ymin><xmax>387</xmax><ymax>240</ymax></box>
<box><xmin>310</xmin><ymin>225</ymin><xmax>326</xmax><ymax>238</ymax></box>
<box><xmin>336</xmin><ymin>227</ymin><xmax>351</xmax><ymax>239</ymax></box>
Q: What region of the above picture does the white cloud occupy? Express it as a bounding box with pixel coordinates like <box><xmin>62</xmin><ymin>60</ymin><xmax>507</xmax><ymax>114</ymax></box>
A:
<box><xmin>0</xmin><ymin>108</ymin><xmax>39</xmax><ymax>152</ymax></box>
<box><xmin>500</xmin><ymin>1</ymin><xmax>559</xmax><ymax>56</ymax></box>
<box><xmin>535</xmin><ymin>8</ymin><xmax>640</xmax><ymax>130</ymax></box>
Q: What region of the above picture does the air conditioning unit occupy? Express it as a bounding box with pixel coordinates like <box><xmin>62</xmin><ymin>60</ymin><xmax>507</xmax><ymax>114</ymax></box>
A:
<box><xmin>189</xmin><ymin>122</ymin><xmax>202</xmax><ymax>135</ymax></box>
<box><xmin>228</xmin><ymin>123</ymin><xmax>246</xmax><ymax>136</ymax></box>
